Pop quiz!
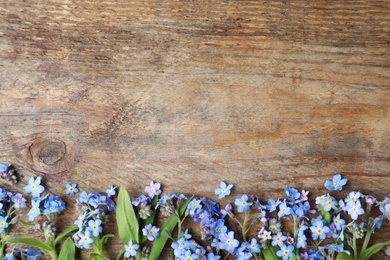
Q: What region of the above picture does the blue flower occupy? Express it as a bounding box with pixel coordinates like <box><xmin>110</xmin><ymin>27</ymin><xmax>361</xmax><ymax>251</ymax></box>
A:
<box><xmin>87</xmin><ymin>219</ymin><xmax>102</xmax><ymax>237</ymax></box>
<box><xmin>28</xmin><ymin>199</ymin><xmax>41</xmax><ymax>221</ymax></box>
<box><xmin>271</xmin><ymin>232</ymin><xmax>286</xmax><ymax>247</ymax></box>
<box><xmin>277</xmin><ymin>201</ymin><xmax>291</xmax><ymax>218</ymax></box>
<box><xmin>265</xmin><ymin>198</ymin><xmax>281</xmax><ymax>212</ymax></box>
<box><xmin>24</xmin><ymin>177</ymin><xmax>45</xmax><ymax>198</ymax></box>
<box><xmin>310</xmin><ymin>221</ymin><xmax>330</xmax><ymax>240</ymax></box>
<box><xmin>285</xmin><ymin>186</ymin><xmax>300</xmax><ymax>203</ymax></box>
<box><xmin>77</xmin><ymin>191</ymin><xmax>90</xmax><ymax>203</ymax></box>
<box><xmin>372</xmin><ymin>215</ymin><xmax>383</xmax><ymax>233</ymax></box>
<box><xmin>219</xmin><ymin>231</ymin><xmax>239</xmax><ymax>254</ymax></box>
<box><xmin>0</xmin><ymin>216</ymin><xmax>8</xmax><ymax>233</ymax></box>
<box><xmin>346</xmin><ymin>200</ymin><xmax>364</xmax><ymax>220</ymax></box>
<box><xmin>172</xmin><ymin>238</ymin><xmax>189</xmax><ymax>257</ymax></box>
<box><xmin>200</xmin><ymin>197</ymin><xmax>220</xmax><ymax>215</ymax></box>
<box><xmin>180</xmin><ymin>229</ymin><xmax>192</xmax><ymax>240</ymax></box>
<box><xmin>215</xmin><ymin>182</ymin><xmax>233</xmax><ymax>199</ymax></box>
<box><xmin>276</xmin><ymin>244</ymin><xmax>295</xmax><ymax>260</ymax></box>
<box><xmin>43</xmin><ymin>195</ymin><xmax>66</xmax><ymax>215</ymax></box>
<box><xmin>106</xmin><ymin>186</ymin><xmax>117</xmax><ymax>197</ymax></box>
<box><xmin>207</xmin><ymin>253</ymin><xmax>221</xmax><ymax>260</ymax></box>
<box><xmin>188</xmin><ymin>199</ymin><xmax>202</xmax><ymax>216</ymax></box>
<box><xmin>322</xmin><ymin>195</ymin><xmax>338</xmax><ymax>212</ymax></box>
<box><xmin>234</xmin><ymin>195</ymin><xmax>252</xmax><ymax>213</ymax></box>
<box><xmin>193</xmin><ymin>209</ymin><xmax>210</xmax><ymax>225</ymax></box>
<box><xmin>296</xmin><ymin>233</ymin><xmax>307</xmax><ymax>248</ymax></box>
<box><xmin>66</xmin><ymin>183</ymin><xmax>78</xmax><ymax>196</ymax></box>
<box><xmin>78</xmin><ymin>231</ymin><xmax>94</xmax><ymax>249</ymax></box>
<box><xmin>142</xmin><ymin>224</ymin><xmax>160</xmax><ymax>241</ymax></box>
<box><xmin>249</xmin><ymin>238</ymin><xmax>260</xmax><ymax>253</ymax></box>
<box><xmin>75</xmin><ymin>214</ymin><xmax>86</xmax><ymax>228</ymax></box>
<box><xmin>332</xmin><ymin>214</ymin><xmax>345</xmax><ymax>231</ymax></box>
<box><xmin>179</xmin><ymin>250</ymin><xmax>198</xmax><ymax>260</ymax></box>
<box><xmin>124</xmin><ymin>240</ymin><xmax>139</xmax><ymax>258</ymax></box>
<box><xmin>324</xmin><ymin>174</ymin><xmax>347</xmax><ymax>191</ymax></box>
<box><xmin>132</xmin><ymin>194</ymin><xmax>150</xmax><ymax>207</ymax></box>
<box><xmin>210</xmin><ymin>219</ymin><xmax>227</xmax><ymax>237</ymax></box>
<box><xmin>88</xmin><ymin>193</ymin><xmax>106</xmax><ymax>208</ymax></box>
<box><xmin>22</xmin><ymin>248</ymin><xmax>42</xmax><ymax>260</ymax></box>
<box><xmin>380</xmin><ymin>203</ymin><xmax>390</xmax><ymax>221</ymax></box>
<box><xmin>236</xmin><ymin>242</ymin><xmax>252</xmax><ymax>260</ymax></box>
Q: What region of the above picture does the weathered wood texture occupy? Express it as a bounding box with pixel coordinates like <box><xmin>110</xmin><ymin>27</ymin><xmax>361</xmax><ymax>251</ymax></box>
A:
<box><xmin>0</xmin><ymin>0</ymin><xmax>389</xmax><ymax>259</ymax></box>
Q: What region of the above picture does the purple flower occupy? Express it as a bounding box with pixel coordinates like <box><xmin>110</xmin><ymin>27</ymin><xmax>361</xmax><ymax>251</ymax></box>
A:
<box><xmin>145</xmin><ymin>181</ymin><xmax>161</xmax><ymax>198</ymax></box>
<box><xmin>11</xmin><ymin>193</ymin><xmax>26</xmax><ymax>209</ymax></box>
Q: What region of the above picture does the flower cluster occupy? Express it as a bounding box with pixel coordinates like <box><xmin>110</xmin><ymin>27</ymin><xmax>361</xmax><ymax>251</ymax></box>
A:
<box><xmin>0</xmin><ymin>187</ymin><xmax>27</xmax><ymax>235</ymax></box>
<box><xmin>185</xmin><ymin>176</ymin><xmax>390</xmax><ymax>260</ymax></box>
<box><xmin>25</xmin><ymin>177</ymin><xmax>66</xmax><ymax>222</ymax></box>
<box><xmin>3</xmin><ymin>247</ymin><xmax>42</xmax><ymax>260</ymax></box>
<box><xmin>72</xmin><ymin>186</ymin><xmax>117</xmax><ymax>249</ymax></box>
<box><xmin>171</xmin><ymin>229</ymin><xmax>221</xmax><ymax>260</ymax></box>
<box><xmin>0</xmin><ymin>164</ymin><xmax>17</xmax><ymax>184</ymax></box>
<box><xmin>0</xmin><ymin>162</ymin><xmax>389</xmax><ymax>260</ymax></box>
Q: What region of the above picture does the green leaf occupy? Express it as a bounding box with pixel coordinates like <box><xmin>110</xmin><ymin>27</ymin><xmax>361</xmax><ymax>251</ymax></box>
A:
<box><xmin>100</xmin><ymin>234</ymin><xmax>114</xmax><ymax>246</ymax></box>
<box><xmin>54</xmin><ymin>224</ymin><xmax>79</xmax><ymax>245</ymax></box>
<box><xmin>115</xmin><ymin>248</ymin><xmax>125</xmax><ymax>260</ymax></box>
<box><xmin>116</xmin><ymin>186</ymin><xmax>139</xmax><ymax>244</ymax></box>
<box><xmin>262</xmin><ymin>245</ymin><xmax>280</xmax><ymax>260</ymax></box>
<box><xmin>336</xmin><ymin>252</ymin><xmax>354</xmax><ymax>260</ymax></box>
<box><xmin>6</xmin><ymin>237</ymin><xmax>52</xmax><ymax>254</ymax></box>
<box><xmin>148</xmin><ymin>197</ymin><xmax>192</xmax><ymax>260</ymax></box>
<box><xmin>89</xmin><ymin>252</ymin><xmax>102</xmax><ymax>260</ymax></box>
<box><xmin>58</xmin><ymin>237</ymin><xmax>75</xmax><ymax>260</ymax></box>
<box><xmin>20</xmin><ymin>220</ymin><xmax>36</xmax><ymax>227</ymax></box>
<box><xmin>321</xmin><ymin>208</ymin><xmax>331</xmax><ymax>224</ymax></box>
<box><xmin>140</xmin><ymin>196</ymin><xmax>159</xmax><ymax>244</ymax></box>
<box><xmin>358</xmin><ymin>240</ymin><xmax>390</xmax><ymax>260</ymax></box>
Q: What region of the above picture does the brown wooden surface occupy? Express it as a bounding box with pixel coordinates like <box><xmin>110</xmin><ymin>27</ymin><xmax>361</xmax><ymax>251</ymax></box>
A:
<box><xmin>0</xmin><ymin>0</ymin><xmax>389</xmax><ymax>259</ymax></box>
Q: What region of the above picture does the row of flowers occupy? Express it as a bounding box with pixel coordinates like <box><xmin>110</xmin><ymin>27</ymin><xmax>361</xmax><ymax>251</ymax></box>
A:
<box><xmin>0</xmin><ymin>163</ymin><xmax>389</xmax><ymax>259</ymax></box>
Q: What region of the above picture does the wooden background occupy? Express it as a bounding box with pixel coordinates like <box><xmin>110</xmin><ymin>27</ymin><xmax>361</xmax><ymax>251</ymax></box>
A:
<box><xmin>0</xmin><ymin>0</ymin><xmax>389</xmax><ymax>259</ymax></box>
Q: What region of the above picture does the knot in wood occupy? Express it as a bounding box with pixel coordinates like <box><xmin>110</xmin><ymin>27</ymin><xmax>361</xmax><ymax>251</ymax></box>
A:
<box><xmin>37</xmin><ymin>140</ymin><xmax>66</xmax><ymax>165</ymax></box>
<box><xmin>28</xmin><ymin>137</ymin><xmax>73</xmax><ymax>174</ymax></box>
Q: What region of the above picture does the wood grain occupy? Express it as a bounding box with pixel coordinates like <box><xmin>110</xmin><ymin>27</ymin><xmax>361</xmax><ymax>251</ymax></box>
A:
<box><xmin>0</xmin><ymin>0</ymin><xmax>389</xmax><ymax>259</ymax></box>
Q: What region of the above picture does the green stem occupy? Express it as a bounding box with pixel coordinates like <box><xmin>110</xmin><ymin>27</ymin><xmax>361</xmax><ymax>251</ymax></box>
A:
<box><xmin>353</xmin><ymin>232</ymin><xmax>358</xmax><ymax>260</ymax></box>
<box><xmin>49</xmin><ymin>249</ymin><xmax>58</xmax><ymax>260</ymax></box>
<box><xmin>361</xmin><ymin>227</ymin><xmax>372</xmax><ymax>254</ymax></box>
<box><xmin>242</xmin><ymin>212</ymin><xmax>249</xmax><ymax>241</ymax></box>
<box><xmin>135</xmin><ymin>251</ymin><xmax>142</xmax><ymax>260</ymax></box>
<box><xmin>0</xmin><ymin>239</ymin><xmax>5</xmax><ymax>259</ymax></box>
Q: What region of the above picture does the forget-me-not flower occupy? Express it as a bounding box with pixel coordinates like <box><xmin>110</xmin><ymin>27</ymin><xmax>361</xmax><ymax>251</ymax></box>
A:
<box><xmin>124</xmin><ymin>240</ymin><xmax>139</xmax><ymax>258</ymax></box>
<box><xmin>324</xmin><ymin>174</ymin><xmax>348</xmax><ymax>191</ymax></box>
<box><xmin>215</xmin><ymin>182</ymin><xmax>233</xmax><ymax>199</ymax></box>
<box><xmin>24</xmin><ymin>177</ymin><xmax>45</xmax><ymax>198</ymax></box>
